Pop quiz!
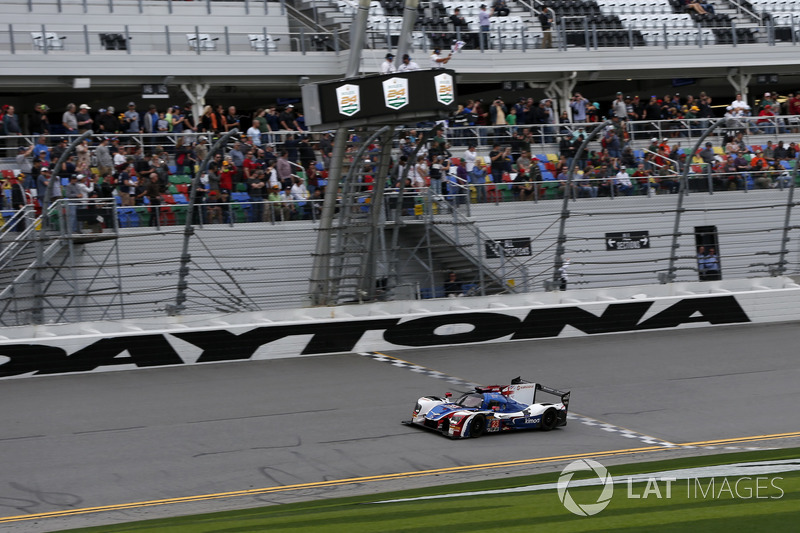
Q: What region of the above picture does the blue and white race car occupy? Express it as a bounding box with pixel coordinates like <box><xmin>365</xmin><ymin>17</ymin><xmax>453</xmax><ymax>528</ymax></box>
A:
<box><xmin>405</xmin><ymin>377</ymin><xmax>570</xmax><ymax>438</ymax></box>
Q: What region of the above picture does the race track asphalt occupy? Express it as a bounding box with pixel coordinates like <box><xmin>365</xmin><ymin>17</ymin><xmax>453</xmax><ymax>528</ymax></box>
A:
<box><xmin>1</xmin><ymin>322</ymin><xmax>799</xmax><ymax>532</ymax></box>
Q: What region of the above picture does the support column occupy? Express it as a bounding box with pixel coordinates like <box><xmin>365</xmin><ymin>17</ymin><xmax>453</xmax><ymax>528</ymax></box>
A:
<box><xmin>396</xmin><ymin>0</ymin><xmax>420</xmax><ymax>61</ymax></box>
<box><xmin>347</xmin><ymin>0</ymin><xmax>373</xmax><ymax>76</ymax></box>
<box><xmin>544</xmin><ymin>72</ymin><xmax>577</xmax><ymax>123</ymax></box>
<box><xmin>725</xmin><ymin>69</ymin><xmax>752</xmax><ymax>107</ymax></box>
<box><xmin>180</xmin><ymin>82</ymin><xmax>210</xmax><ymax>131</ymax></box>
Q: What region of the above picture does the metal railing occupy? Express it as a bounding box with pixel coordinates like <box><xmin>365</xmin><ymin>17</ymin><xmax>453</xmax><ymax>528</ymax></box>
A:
<box><xmin>6</xmin><ymin>22</ymin><xmax>800</xmax><ymax>57</ymax></box>
<box><xmin>5</xmin><ymin>24</ymin><xmax>342</xmax><ymax>55</ymax></box>
<box><xmin>18</xmin><ymin>0</ymin><xmax>286</xmax><ymax>15</ymax></box>
<box><xmin>3</xmin><ymin>115</ymin><xmax>800</xmax><ymax>162</ymax></box>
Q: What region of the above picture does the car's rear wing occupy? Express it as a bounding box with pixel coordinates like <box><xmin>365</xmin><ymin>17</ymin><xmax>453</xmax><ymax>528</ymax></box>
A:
<box><xmin>536</xmin><ymin>384</ymin><xmax>570</xmax><ymax>410</ymax></box>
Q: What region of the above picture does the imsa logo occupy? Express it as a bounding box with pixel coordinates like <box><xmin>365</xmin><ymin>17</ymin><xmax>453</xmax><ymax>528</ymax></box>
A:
<box><xmin>434</xmin><ymin>73</ymin><xmax>454</xmax><ymax>105</ymax></box>
<box><xmin>382</xmin><ymin>77</ymin><xmax>409</xmax><ymax>110</ymax></box>
<box><xmin>336</xmin><ymin>84</ymin><xmax>360</xmax><ymax>117</ymax></box>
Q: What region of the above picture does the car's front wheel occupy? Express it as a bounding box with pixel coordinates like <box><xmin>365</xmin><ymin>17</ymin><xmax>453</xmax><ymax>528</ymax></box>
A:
<box><xmin>468</xmin><ymin>414</ymin><xmax>486</xmax><ymax>438</ymax></box>
<box><xmin>540</xmin><ymin>408</ymin><xmax>558</xmax><ymax>431</ymax></box>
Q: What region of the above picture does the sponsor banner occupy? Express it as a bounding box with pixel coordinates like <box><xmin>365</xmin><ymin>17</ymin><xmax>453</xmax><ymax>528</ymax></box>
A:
<box><xmin>336</xmin><ymin>84</ymin><xmax>360</xmax><ymax>117</ymax></box>
<box><xmin>0</xmin><ymin>293</ymin><xmax>782</xmax><ymax>379</ymax></box>
<box><xmin>382</xmin><ymin>77</ymin><xmax>409</xmax><ymax>110</ymax></box>
<box><xmin>434</xmin><ymin>73</ymin><xmax>454</xmax><ymax>105</ymax></box>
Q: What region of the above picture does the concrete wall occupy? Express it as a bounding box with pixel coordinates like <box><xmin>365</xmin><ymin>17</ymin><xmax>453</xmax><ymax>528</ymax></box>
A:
<box><xmin>0</xmin><ymin>275</ymin><xmax>797</xmax><ymax>379</ymax></box>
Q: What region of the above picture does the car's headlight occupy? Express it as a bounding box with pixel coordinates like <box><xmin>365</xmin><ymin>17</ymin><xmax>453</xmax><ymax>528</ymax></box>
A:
<box><xmin>450</xmin><ymin>414</ymin><xmax>466</xmax><ymax>424</ymax></box>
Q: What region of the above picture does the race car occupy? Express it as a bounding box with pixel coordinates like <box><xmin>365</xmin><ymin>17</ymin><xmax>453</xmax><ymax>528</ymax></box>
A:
<box><xmin>404</xmin><ymin>377</ymin><xmax>569</xmax><ymax>439</ymax></box>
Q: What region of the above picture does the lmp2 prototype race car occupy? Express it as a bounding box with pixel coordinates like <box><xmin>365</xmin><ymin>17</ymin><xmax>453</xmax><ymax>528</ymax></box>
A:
<box><xmin>405</xmin><ymin>377</ymin><xmax>570</xmax><ymax>439</ymax></box>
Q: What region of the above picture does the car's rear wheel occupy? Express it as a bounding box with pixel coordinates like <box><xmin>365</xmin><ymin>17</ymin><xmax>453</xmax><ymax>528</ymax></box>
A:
<box><xmin>440</xmin><ymin>418</ymin><xmax>450</xmax><ymax>437</ymax></box>
<box><xmin>540</xmin><ymin>408</ymin><xmax>558</xmax><ymax>431</ymax></box>
<box><xmin>469</xmin><ymin>414</ymin><xmax>486</xmax><ymax>438</ymax></box>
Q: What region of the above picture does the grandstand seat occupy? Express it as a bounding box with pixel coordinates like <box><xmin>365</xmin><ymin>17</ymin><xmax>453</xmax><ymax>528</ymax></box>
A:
<box><xmin>31</xmin><ymin>32</ymin><xmax>66</xmax><ymax>51</ymax></box>
<box><xmin>172</xmin><ymin>205</ymin><xmax>189</xmax><ymax>225</ymax></box>
<box><xmin>176</xmin><ymin>184</ymin><xmax>189</xmax><ymax>195</ymax></box>
<box><xmin>248</xmin><ymin>34</ymin><xmax>279</xmax><ymax>51</ymax></box>
<box><xmin>161</xmin><ymin>194</ymin><xmax>176</xmax><ymax>204</ymax></box>
<box><xmin>186</xmin><ymin>33</ymin><xmax>219</xmax><ymax>51</ymax></box>
<box><xmin>173</xmin><ymin>193</ymin><xmax>189</xmax><ymax>204</ymax></box>
<box><xmin>159</xmin><ymin>207</ymin><xmax>177</xmax><ymax>226</ymax></box>
<box><xmin>420</xmin><ymin>286</ymin><xmax>446</xmax><ymax>299</ymax></box>
<box><xmin>99</xmin><ymin>33</ymin><xmax>130</xmax><ymax>51</ymax></box>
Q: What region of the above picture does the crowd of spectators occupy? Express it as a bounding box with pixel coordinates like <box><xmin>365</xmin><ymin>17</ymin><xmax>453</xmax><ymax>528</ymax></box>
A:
<box><xmin>0</xmin><ymin>99</ymin><xmax>325</xmax><ymax>230</ymax></box>
<box><xmin>1</xmin><ymin>88</ymin><xmax>799</xmax><ymax>231</ymax></box>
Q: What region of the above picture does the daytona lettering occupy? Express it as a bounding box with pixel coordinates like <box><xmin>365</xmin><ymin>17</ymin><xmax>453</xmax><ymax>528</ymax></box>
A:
<box><xmin>0</xmin><ymin>296</ymin><xmax>750</xmax><ymax>378</ymax></box>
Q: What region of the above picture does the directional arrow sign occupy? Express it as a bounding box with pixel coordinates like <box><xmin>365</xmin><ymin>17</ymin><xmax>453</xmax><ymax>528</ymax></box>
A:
<box><xmin>605</xmin><ymin>231</ymin><xmax>650</xmax><ymax>251</ymax></box>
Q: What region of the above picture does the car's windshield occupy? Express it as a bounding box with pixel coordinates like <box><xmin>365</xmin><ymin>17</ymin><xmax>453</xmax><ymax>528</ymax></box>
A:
<box><xmin>457</xmin><ymin>393</ymin><xmax>483</xmax><ymax>408</ymax></box>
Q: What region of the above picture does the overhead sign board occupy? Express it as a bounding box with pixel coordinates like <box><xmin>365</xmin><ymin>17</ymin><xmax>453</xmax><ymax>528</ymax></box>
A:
<box><xmin>302</xmin><ymin>69</ymin><xmax>457</xmax><ymax>129</ymax></box>
<box><xmin>485</xmin><ymin>238</ymin><xmax>532</xmax><ymax>259</ymax></box>
<box><xmin>606</xmin><ymin>231</ymin><xmax>650</xmax><ymax>250</ymax></box>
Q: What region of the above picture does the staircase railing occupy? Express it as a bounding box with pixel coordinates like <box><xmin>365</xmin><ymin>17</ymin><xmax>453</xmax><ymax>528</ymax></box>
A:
<box><xmin>420</xmin><ymin>189</ymin><xmax>531</xmax><ymax>294</ymax></box>
<box><xmin>0</xmin><ymin>204</ymin><xmax>44</xmax><ymax>272</ymax></box>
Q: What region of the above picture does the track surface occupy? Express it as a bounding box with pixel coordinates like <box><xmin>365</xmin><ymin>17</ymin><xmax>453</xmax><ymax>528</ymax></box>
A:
<box><xmin>1</xmin><ymin>322</ymin><xmax>799</xmax><ymax>531</ymax></box>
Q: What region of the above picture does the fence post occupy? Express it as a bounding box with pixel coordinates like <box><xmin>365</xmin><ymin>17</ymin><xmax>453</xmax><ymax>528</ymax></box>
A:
<box><xmin>9</xmin><ymin>24</ymin><xmax>15</xmax><ymax>55</ymax></box>
<box><xmin>775</xmin><ymin>155</ymin><xmax>799</xmax><ymax>276</ymax></box>
<box><xmin>551</xmin><ymin>120</ymin><xmax>612</xmax><ymax>290</ymax></box>
<box><xmin>664</xmin><ymin>119</ymin><xmax>726</xmax><ymax>283</ymax></box>
<box><xmin>169</xmin><ymin>128</ymin><xmax>239</xmax><ymax>316</ymax></box>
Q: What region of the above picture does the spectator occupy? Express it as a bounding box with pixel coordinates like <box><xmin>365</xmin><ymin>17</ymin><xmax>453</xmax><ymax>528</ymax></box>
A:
<box><xmin>32</xmin><ymin>135</ymin><xmax>51</xmax><ymax>166</ymax></box>
<box><xmin>64</xmin><ymin>174</ymin><xmax>83</xmax><ymax>233</ymax></box>
<box><xmin>756</xmin><ymin>104</ymin><xmax>776</xmax><ymax>134</ymax></box>
<box><xmin>450</xmin><ymin>8</ymin><xmax>469</xmax><ymax>28</ymax></box>
<box><xmin>279</xmin><ymin>104</ymin><xmax>299</xmax><ymax>131</ymax></box>
<box><xmin>470</xmin><ymin>158</ymin><xmax>489</xmax><ymax>203</ymax></box>
<box><xmin>62</xmin><ymin>103</ymin><xmax>78</xmax><ymax>134</ymax></box>
<box><xmin>97</xmin><ymin>107</ymin><xmax>120</xmax><ymax>134</ymax></box>
<box><xmin>225</xmin><ymin>105</ymin><xmax>241</xmax><ymax>132</ymax></box>
<box><xmin>381</xmin><ymin>53</ymin><xmax>396</xmax><ymax>74</ymax></box>
<box><xmin>444</xmin><ymin>271</ymin><xmax>462</xmax><ymax>297</ymax></box>
<box><xmin>430</xmin><ymin>48</ymin><xmax>452</xmax><ymax>68</ymax></box>
<box><xmin>181</xmin><ymin>102</ymin><xmax>196</xmax><ymax>132</ymax></box>
<box><xmin>539</xmin><ymin>7</ymin><xmax>555</xmax><ymax>48</ymax></box>
<box><xmin>214</xmin><ymin>104</ymin><xmax>228</xmax><ymax>133</ymax></box>
<box><xmin>397</xmin><ymin>54</ymin><xmax>420</xmax><ymax>72</ymax></box>
<box><xmin>615</xmin><ymin>165</ymin><xmax>633</xmax><ymax>195</ymax></box>
<box><xmin>137</xmin><ymin>173</ymin><xmax>162</xmax><ymax>226</ymax></box>
<box><xmin>76</xmin><ymin>104</ymin><xmax>93</xmax><ymax>133</ymax></box>
<box><xmin>570</xmin><ymin>93</ymin><xmax>589</xmax><ymax>122</ymax></box>
<box><xmin>16</xmin><ymin>145</ymin><xmax>34</xmax><ymax>177</ymax></box>
<box><xmin>35</xmin><ymin>103</ymin><xmax>50</xmax><ymax>134</ymax></box>
<box><xmin>124</xmin><ymin>102</ymin><xmax>141</xmax><ymax>133</ymax></box>
<box><xmin>478</xmin><ymin>4</ymin><xmax>491</xmax><ymax>49</ymax></box>
<box><xmin>140</xmin><ymin>105</ymin><xmax>158</xmax><ymax>138</ymax></box>
<box><xmin>37</xmin><ymin>167</ymin><xmax>57</xmax><ymax>208</ymax></box>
